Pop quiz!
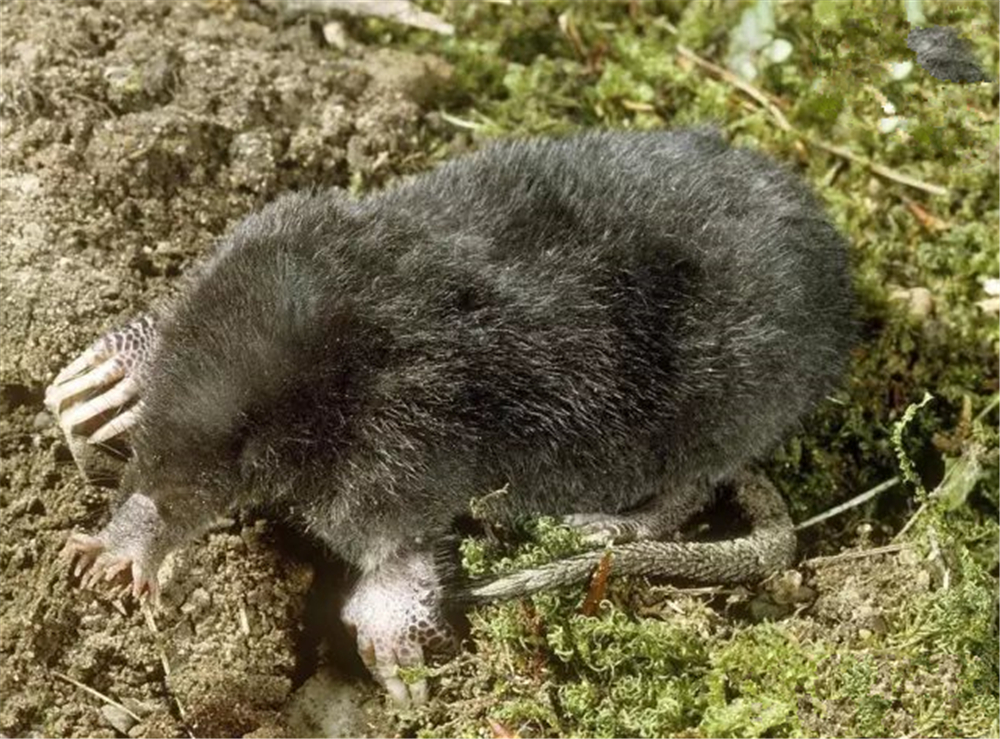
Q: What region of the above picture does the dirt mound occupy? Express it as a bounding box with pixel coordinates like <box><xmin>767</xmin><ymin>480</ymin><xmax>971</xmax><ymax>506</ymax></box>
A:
<box><xmin>0</xmin><ymin>1</ymin><xmax>449</xmax><ymax>735</ymax></box>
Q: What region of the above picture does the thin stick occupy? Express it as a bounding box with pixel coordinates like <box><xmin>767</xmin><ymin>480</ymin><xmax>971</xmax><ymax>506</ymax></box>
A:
<box><xmin>795</xmin><ymin>476</ymin><xmax>900</xmax><ymax>531</ymax></box>
<box><xmin>647</xmin><ymin>584</ymin><xmax>736</xmax><ymax>597</ymax></box>
<box><xmin>804</xmin><ymin>542</ymin><xmax>905</xmax><ymax>567</ymax></box>
<box><xmin>805</xmin><ymin>138</ymin><xmax>948</xmax><ymax>196</ymax></box>
<box><xmin>139</xmin><ymin>601</ymin><xmax>194</xmax><ymax>737</ymax></box>
<box><xmin>439</xmin><ymin>111</ymin><xmax>483</xmax><ymax>131</ymax></box>
<box><xmin>675</xmin><ymin>44</ymin><xmax>792</xmax><ymax>131</ymax></box>
<box><xmin>975</xmin><ymin>393</ymin><xmax>1000</xmax><ymax>422</ymax></box>
<box><xmin>52</xmin><ymin>670</ymin><xmax>144</xmax><ymax>723</ymax></box>
<box><xmin>667</xmin><ymin>32</ymin><xmax>949</xmax><ymax>197</ymax></box>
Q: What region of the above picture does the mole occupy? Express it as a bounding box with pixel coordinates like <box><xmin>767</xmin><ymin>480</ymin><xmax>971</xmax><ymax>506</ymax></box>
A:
<box><xmin>45</xmin><ymin>129</ymin><xmax>854</xmax><ymax>706</ymax></box>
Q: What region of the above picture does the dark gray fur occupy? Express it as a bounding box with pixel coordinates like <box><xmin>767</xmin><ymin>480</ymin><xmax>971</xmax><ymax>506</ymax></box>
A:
<box><xmin>907</xmin><ymin>25</ymin><xmax>990</xmax><ymax>84</ymax></box>
<box><xmin>121</xmin><ymin>129</ymin><xmax>853</xmax><ymax>585</ymax></box>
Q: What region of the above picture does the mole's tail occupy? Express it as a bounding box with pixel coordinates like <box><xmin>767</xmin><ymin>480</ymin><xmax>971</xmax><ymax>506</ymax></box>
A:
<box><xmin>461</xmin><ymin>473</ymin><xmax>797</xmax><ymax>605</ymax></box>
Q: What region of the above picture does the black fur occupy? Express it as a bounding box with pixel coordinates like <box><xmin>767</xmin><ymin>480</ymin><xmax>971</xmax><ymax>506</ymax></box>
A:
<box><xmin>907</xmin><ymin>26</ymin><xmax>990</xmax><ymax>84</ymax></box>
<box><xmin>128</xmin><ymin>129</ymin><xmax>855</xmax><ymax>569</ymax></box>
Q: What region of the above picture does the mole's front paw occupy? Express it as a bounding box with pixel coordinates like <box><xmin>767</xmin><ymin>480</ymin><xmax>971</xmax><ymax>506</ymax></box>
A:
<box><xmin>45</xmin><ymin>315</ymin><xmax>157</xmax><ymax>445</ymax></box>
<box><xmin>63</xmin><ymin>531</ymin><xmax>161</xmax><ymax>602</ymax></box>
<box><xmin>342</xmin><ymin>554</ymin><xmax>456</xmax><ymax>707</ymax></box>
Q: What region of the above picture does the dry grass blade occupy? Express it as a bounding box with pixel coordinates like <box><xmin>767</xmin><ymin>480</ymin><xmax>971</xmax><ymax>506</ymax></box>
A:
<box><xmin>675</xmin><ymin>43</ymin><xmax>793</xmax><ymax>132</ymax></box>
<box><xmin>804</xmin><ymin>543</ymin><xmax>906</xmax><ymax>567</ymax></box>
<box><xmin>664</xmin><ymin>26</ymin><xmax>949</xmax><ymax>197</ymax></box>
<box><xmin>51</xmin><ymin>671</ymin><xmax>144</xmax><ymax>723</ymax></box>
<box><xmin>795</xmin><ymin>476</ymin><xmax>900</xmax><ymax>531</ymax></box>
<box><xmin>805</xmin><ymin>138</ymin><xmax>948</xmax><ymax>196</ymax></box>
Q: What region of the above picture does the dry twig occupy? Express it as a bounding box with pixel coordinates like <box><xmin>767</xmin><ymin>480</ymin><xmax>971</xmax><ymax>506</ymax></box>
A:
<box><xmin>795</xmin><ymin>477</ymin><xmax>900</xmax><ymax>531</ymax></box>
<box><xmin>804</xmin><ymin>543</ymin><xmax>906</xmax><ymax>567</ymax></box>
<box><xmin>52</xmin><ymin>671</ymin><xmax>144</xmax><ymax>724</ymax></box>
<box><xmin>665</xmin><ymin>27</ymin><xmax>949</xmax><ymax>197</ymax></box>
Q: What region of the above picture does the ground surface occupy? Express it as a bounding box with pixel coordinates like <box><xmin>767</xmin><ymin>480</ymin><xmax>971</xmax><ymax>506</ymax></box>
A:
<box><xmin>1</xmin><ymin>1</ymin><xmax>447</xmax><ymax>735</ymax></box>
<box><xmin>1</xmin><ymin>1</ymin><xmax>997</xmax><ymax>738</ymax></box>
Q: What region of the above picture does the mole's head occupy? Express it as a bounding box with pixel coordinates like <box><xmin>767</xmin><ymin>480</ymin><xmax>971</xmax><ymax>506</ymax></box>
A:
<box><xmin>127</xmin><ymin>191</ymin><xmax>392</xmax><ymax>506</ymax></box>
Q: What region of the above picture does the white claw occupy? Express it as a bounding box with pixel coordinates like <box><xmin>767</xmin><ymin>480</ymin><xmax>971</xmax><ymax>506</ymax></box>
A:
<box><xmin>61</xmin><ymin>376</ymin><xmax>140</xmax><ymax>430</ymax></box>
<box><xmin>89</xmin><ymin>405</ymin><xmax>142</xmax><ymax>445</ymax></box>
<box><xmin>52</xmin><ymin>339</ymin><xmax>112</xmax><ymax>386</ymax></box>
<box><xmin>45</xmin><ymin>356</ymin><xmax>124</xmax><ymax>413</ymax></box>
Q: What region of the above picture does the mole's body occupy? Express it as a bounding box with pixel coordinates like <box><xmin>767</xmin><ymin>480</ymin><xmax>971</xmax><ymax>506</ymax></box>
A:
<box><xmin>47</xmin><ymin>130</ymin><xmax>853</xmax><ymax>705</ymax></box>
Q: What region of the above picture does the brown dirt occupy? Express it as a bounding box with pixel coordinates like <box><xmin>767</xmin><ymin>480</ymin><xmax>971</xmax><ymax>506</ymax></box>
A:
<box><xmin>0</xmin><ymin>1</ymin><xmax>452</xmax><ymax>735</ymax></box>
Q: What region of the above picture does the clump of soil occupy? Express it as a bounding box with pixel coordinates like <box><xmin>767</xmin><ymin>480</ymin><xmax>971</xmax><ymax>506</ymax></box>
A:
<box><xmin>0</xmin><ymin>1</ymin><xmax>450</xmax><ymax>735</ymax></box>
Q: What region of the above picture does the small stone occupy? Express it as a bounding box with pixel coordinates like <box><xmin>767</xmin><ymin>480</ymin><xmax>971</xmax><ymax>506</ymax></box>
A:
<box><xmin>121</xmin><ymin>697</ymin><xmax>157</xmax><ymax>718</ymax></box>
<box><xmin>976</xmin><ymin>297</ymin><xmax>1000</xmax><ymax>314</ymax></box>
<box><xmin>890</xmin><ymin>286</ymin><xmax>934</xmax><ymax>321</ymax></box>
<box><xmin>323</xmin><ymin>21</ymin><xmax>349</xmax><ymax>51</ymax></box>
<box><xmin>898</xmin><ymin>546</ymin><xmax>919</xmax><ymax>566</ymax></box>
<box><xmin>769</xmin><ymin>569</ymin><xmax>815</xmax><ymax>605</ymax></box>
<box><xmin>101</xmin><ymin>704</ymin><xmax>137</xmax><ymax>734</ymax></box>
<box><xmin>32</xmin><ymin>411</ymin><xmax>54</xmax><ymax>430</ymax></box>
<box><xmin>180</xmin><ymin>586</ymin><xmax>211</xmax><ymax>615</ymax></box>
<box><xmin>915</xmin><ymin>569</ymin><xmax>932</xmax><ymax>590</ymax></box>
<box><xmin>888</xmin><ymin>60</ymin><xmax>913</xmax><ymax>80</ymax></box>
<box><xmin>907</xmin><ymin>287</ymin><xmax>934</xmax><ymax>318</ymax></box>
<box><xmin>877</xmin><ymin>115</ymin><xmax>902</xmax><ymax>134</ymax></box>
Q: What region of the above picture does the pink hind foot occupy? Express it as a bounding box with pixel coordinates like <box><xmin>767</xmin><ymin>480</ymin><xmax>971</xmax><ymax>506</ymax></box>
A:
<box><xmin>342</xmin><ymin>552</ymin><xmax>457</xmax><ymax>707</ymax></box>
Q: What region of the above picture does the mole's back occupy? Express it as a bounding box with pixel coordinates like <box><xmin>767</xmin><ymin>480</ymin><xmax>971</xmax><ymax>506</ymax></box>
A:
<box><xmin>355</xmin><ymin>130</ymin><xmax>853</xmax><ymax>496</ymax></box>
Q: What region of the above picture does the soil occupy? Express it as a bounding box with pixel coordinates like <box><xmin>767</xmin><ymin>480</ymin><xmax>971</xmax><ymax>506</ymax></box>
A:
<box><xmin>0</xmin><ymin>1</ymin><xmax>452</xmax><ymax>736</ymax></box>
<box><xmin>4</xmin><ymin>2</ymin><xmax>989</xmax><ymax>737</ymax></box>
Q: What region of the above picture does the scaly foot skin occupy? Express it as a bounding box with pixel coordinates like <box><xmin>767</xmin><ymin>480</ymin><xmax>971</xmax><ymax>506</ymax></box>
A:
<box><xmin>62</xmin><ymin>532</ymin><xmax>161</xmax><ymax>601</ymax></box>
<box><xmin>564</xmin><ymin>485</ymin><xmax>712</xmax><ymax>546</ymax></box>
<box><xmin>63</xmin><ymin>493</ymin><xmax>168</xmax><ymax>604</ymax></box>
<box><xmin>562</xmin><ymin>512</ymin><xmax>645</xmax><ymax>545</ymax></box>
<box><xmin>45</xmin><ymin>315</ymin><xmax>157</xmax><ymax>446</ymax></box>
<box><xmin>342</xmin><ymin>553</ymin><xmax>456</xmax><ymax>707</ymax></box>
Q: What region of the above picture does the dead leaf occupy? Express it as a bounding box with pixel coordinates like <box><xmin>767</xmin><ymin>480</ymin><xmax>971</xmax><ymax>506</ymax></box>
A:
<box><xmin>580</xmin><ymin>550</ymin><xmax>612</xmax><ymax>616</ymax></box>
<box><xmin>487</xmin><ymin>717</ymin><xmax>520</xmax><ymax>739</ymax></box>
<box><xmin>902</xmin><ymin>195</ymin><xmax>948</xmax><ymax>231</ymax></box>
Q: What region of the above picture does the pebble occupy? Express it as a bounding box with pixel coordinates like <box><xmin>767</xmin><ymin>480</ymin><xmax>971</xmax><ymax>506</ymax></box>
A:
<box><xmin>890</xmin><ymin>286</ymin><xmax>934</xmax><ymax>321</ymax></box>
<box><xmin>101</xmin><ymin>704</ymin><xmax>137</xmax><ymax>735</ymax></box>
<box><xmin>323</xmin><ymin>21</ymin><xmax>349</xmax><ymax>51</ymax></box>
<box><xmin>121</xmin><ymin>697</ymin><xmax>157</xmax><ymax>718</ymax></box>
<box><xmin>180</xmin><ymin>586</ymin><xmax>211</xmax><ymax>615</ymax></box>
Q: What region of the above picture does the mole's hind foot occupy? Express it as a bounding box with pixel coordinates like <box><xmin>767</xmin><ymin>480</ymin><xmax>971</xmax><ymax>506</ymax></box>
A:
<box><xmin>562</xmin><ymin>512</ymin><xmax>650</xmax><ymax>545</ymax></box>
<box><xmin>342</xmin><ymin>552</ymin><xmax>456</xmax><ymax>708</ymax></box>
<box><xmin>564</xmin><ymin>484</ymin><xmax>712</xmax><ymax>545</ymax></box>
<box><xmin>45</xmin><ymin>315</ymin><xmax>157</xmax><ymax>445</ymax></box>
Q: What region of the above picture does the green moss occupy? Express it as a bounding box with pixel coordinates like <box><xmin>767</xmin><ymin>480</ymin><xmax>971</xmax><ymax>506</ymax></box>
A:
<box><xmin>461</xmin><ymin>516</ymin><xmax>589</xmax><ymax>579</ymax></box>
<box><xmin>368</xmin><ymin>0</ymin><xmax>1000</xmax><ymax>735</ymax></box>
<box><xmin>701</xmin><ymin>626</ymin><xmax>822</xmax><ymax>738</ymax></box>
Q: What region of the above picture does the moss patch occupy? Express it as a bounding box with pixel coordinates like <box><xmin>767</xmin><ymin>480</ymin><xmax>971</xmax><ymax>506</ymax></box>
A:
<box><xmin>370</xmin><ymin>1</ymin><xmax>999</xmax><ymax>736</ymax></box>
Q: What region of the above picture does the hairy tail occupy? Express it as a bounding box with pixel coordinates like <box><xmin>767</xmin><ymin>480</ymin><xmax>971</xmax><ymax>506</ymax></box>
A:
<box><xmin>464</xmin><ymin>472</ymin><xmax>797</xmax><ymax>604</ymax></box>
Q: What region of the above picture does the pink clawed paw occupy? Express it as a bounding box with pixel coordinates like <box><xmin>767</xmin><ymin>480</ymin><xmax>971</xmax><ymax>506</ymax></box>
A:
<box><xmin>62</xmin><ymin>532</ymin><xmax>160</xmax><ymax>602</ymax></box>
<box><xmin>45</xmin><ymin>317</ymin><xmax>156</xmax><ymax>446</ymax></box>
<box><xmin>342</xmin><ymin>559</ymin><xmax>457</xmax><ymax>707</ymax></box>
